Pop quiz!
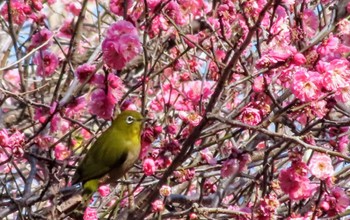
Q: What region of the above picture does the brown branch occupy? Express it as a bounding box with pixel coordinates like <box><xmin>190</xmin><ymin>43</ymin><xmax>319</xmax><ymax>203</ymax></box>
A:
<box><xmin>211</xmin><ymin>115</ymin><xmax>350</xmax><ymax>162</ymax></box>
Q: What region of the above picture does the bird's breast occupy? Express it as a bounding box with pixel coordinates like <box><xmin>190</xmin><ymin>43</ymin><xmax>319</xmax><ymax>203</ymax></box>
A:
<box><xmin>105</xmin><ymin>143</ymin><xmax>141</xmax><ymax>183</ymax></box>
<box><xmin>122</xmin><ymin>143</ymin><xmax>141</xmax><ymax>170</ymax></box>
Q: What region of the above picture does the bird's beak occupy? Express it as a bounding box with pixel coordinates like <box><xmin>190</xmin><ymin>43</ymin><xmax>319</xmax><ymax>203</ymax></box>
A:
<box><xmin>137</xmin><ymin>117</ymin><xmax>151</xmax><ymax>123</ymax></box>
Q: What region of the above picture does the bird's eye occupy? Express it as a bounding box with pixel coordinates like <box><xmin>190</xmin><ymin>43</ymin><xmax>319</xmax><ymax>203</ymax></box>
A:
<box><xmin>126</xmin><ymin>116</ymin><xmax>135</xmax><ymax>124</ymax></box>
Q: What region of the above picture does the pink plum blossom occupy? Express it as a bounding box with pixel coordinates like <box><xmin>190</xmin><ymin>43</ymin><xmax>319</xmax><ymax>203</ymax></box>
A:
<box><xmin>178</xmin><ymin>111</ymin><xmax>202</xmax><ymax>126</ymax></box>
<box><xmin>65</xmin><ymin>96</ymin><xmax>86</xmax><ymax>118</ymax></box>
<box><xmin>54</xmin><ymin>143</ymin><xmax>70</xmax><ymax>160</ymax></box>
<box><xmin>29</xmin><ymin>29</ymin><xmax>53</xmax><ymax>51</ymax></box>
<box><xmin>221</xmin><ymin>150</ymin><xmax>251</xmax><ymax>177</ymax></box>
<box><xmin>164</xmin><ymin>139</ymin><xmax>181</xmax><ymax>154</ymax></box>
<box><xmin>183</xmin><ymin>81</ymin><xmax>215</xmax><ymax>103</ymax></box>
<box><xmin>3</xmin><ymin>1</ymin><xmax>350</xmax><ymax>219</ymax></box>
<box><xmin>255</xmin><ymin>195</ymin><xmax>280</xmax><ymax>220</ymax></box>
<box><xmin>165</xmin><ymin>123</ymin><xmax>178</xmax><ymax>135</ymax></box>
<box><xmin>34</xmin><ymin>50</ymin><xmax>59</xmax><ymax>77</ymax></box>
<box><xmin>102</xmin><ymin>21</ymin><xmax>141</xmax><ymax>70</ymax></box>
<box><xmin>189</xmin><ymin>213</ymin><xmax>198</xmax><ymax>219</ymax></box>
<box><xmin>203</xmin><ymin>179</ymin><xmax>217</xmax><ymax>194</ymax></box>
<box><xmin>75</xmin><ymin>64</ymin><xmax>96</xmax><ymax>83</ymax></box>
<box><xmin>140</xmin><ymin>128</ymin><xmax>156</xmax><ymax>159</ymax></box>
<box><xmin>34</xmin><ymin>135</ymin><xmax>53</xmax><ymax>151</ymax></box>
<box><xmin>256</xmin><ymin>46</ymin><xmax>296</xmax><ymax>69</ymax></box>
<box><xmin>321</xmin><ymin>187</ymin><xmax>350</xmax><ymax>216</ymax></box>
<box><xmin>309</xmin><ymin>153</ymin><xmax>334</xmax><ymax>180</ymax></box>
<box><xmin>98</xmin><ymin>185</ymin><xmax>110</xmax><ymax>197</ymax></box>
<box><xmin>207</xmin><ymin>17</ymin><xmax>232</xmax><ymax>39</ymax></box>
<box><xmin>279</xmin><ymin>161</ymin><xmax>316</xmax><ymax>201</ymax></box>
<box><xmin>27</xmin><ymin>0</ymin><xmax>43</xmax><ymax>11</ymax></box>
<box><xmin>200</xmin><ymin>148</ymin><xmax>217</xmax><ymax>165</ymax></box>
<box><xmin>3</xmin><ymin>70</ymin><xmax>20</xmax><ymax>84</ymax></box>
<box><xmin>0</xmin><ymin>129</ymin><xmax>25</xmax><ymax>157</ymax></box>
<box><xmin>90</xmin><ymin>73</ymin><xmax>105</xmax><ymax>87</ymax></box>
<box><xmin>0</xmin><ymin>129</ymin><xmax>10</xmax><ymax>147</ymax></box>
<box><xmin>335</xmin><ymin>85</ymin><xmax>350</xmax><ymax>103</ymax></box>
<box><xmin>221</xmin><ymin>158</ymin><xmax>239</xmax><ymax>178</ymax></box>
<box><xmin>159</xmin><ymin>185</ymin><xmax>172</xmax><ymax>197</ymax></box>
<box><xmin>238</xmin><ymin>153</ymin><xmax>251</xmax><ymax>172</ymax></box>
<box><xmin>87</xmin><ymin>73</ymin><xmax>124</xmax><ymax>118</ymax></box>
<box><xmin>1</xmin><ymin>0</ymin><xmax>31</xmax><ymax>25</ymax></box>
<box><xmin>177</xmin><ymin>0</ymin><xmax>209</xmax><ymax>16</ymax></box>
<box><xmin>83</xmin><ymin>207</ymin><xmax>97</xmax><ymax>220</ymax></box>
<box><xmin>286</xmin><ymin>212</ymin><xmax>314</xmax><ymax>220</ymax></box>
<box><xmin>155</xmin><ymin>156</ymin><xmax>172</xmax><ymax>170</ymax></box>
<box><xmin>10</xmin><ymin>131</ymin><xmax>24</xmax><ymax>150</ymax></box>
<box><xmin>253</xmin><ymin>75</ymin><xmax>265</xmax><ymax>93</ymax></box>
<box><xmin>102</xmin><ymin>39</ymin><xmax>129</xmax><ymax>70</ymax></box>
<box><xmin>147</xmin><ymin>0</ymin><xmax>162</xmax><ymax>10</ymax></box>
<box><xmin>151</xmin><ymin>199</ymin><xmax>164</xmax><ymax>212</ymax></box>
<box><xmin>149</xmin><ymin>15</ymin><xmax>169</xmax><ymax>38</ymax></box>
<box><xmin>243</xmin><ymin>0</ymin><xmax>267</xmax><ymax>17</ymax></box>
<box><xmin>291</xmin><ymin>70</ymin><xmax>323</xmax><ymax>102</ymax></box>
<box><xmin>102</xmin><ymin>36</ymin><xmax>142</xmax><ymax>70</ymax></box>
<box><xmin>88</xmin><ymin>89</ymin><xmax>116</xmax><ymax>120</ymax></box>
<box><xmin>335</xmin><ymin>135</ymin><xmax>350</xmax><ymax>155</ymax></box>
<box><xmin>3</xmin><ymin>70</ymin><xmax>21</xmax><ymax>91</ymax></box>
<box><xmin>256</xmin><ymin>141</ymin><xmax>266</xmax><ymax>150</ymax></box>
<box><xmin>106</xmin><ymin>21</ymin><xmax>138</xmax><ymax>40</ymax></box>
<box><xmin>67</xmin><ymin>2</ymin><xmax>81</xmax><ymax>16</ymax></box>
<box><xmin>293</xmin><ymin>53</ymin><xmax>306</xmax><ymax>65</ymax></box>
<box><xmin>34</xmin><ymin>107</ymin><xmax>50</xmax><ymax>123</ymax></box>
<box><xmin>110</xmin><ymin>0</ymin><xmax>132</xmax><ymax>16</ymax></box>
<box><xmin>240</xmin><ymin>107</ymin><xmax>262</xmax><ymax>126</ymax></box>
<box><xmin>143</xmin><ymin>158</ymin><xmax>156</xmax><ymax>176</ymax></box>
<box><xmin>59</xmin><ymin>18</ymin><xmax>74</xmax><ymax>38</ymax></box>
<box><xmin>117</xmin><ymin>35</ymin><xmax>142</xmax><ymax>62</ymax></box>
<box><xmin>50</xmin><ymin>114</ymin><xmax>70</xmax><ymax>134</ymax></box>
<box><xmin>81</xmin><ymin>128</ymin><xmax>92</xmax><ymax>140</ymax></box>
<box><xmin>338</xmin><ymin>19</ymin><xmax>350</xmax><ymax>41</ymax></box>
<box><xmin>173</xmin><ymin>168</ymin><xmax>195</xmax><ymax>182</ymax></box>
<box><xmin>164</xmin><ymin>0</ymin><xmax>186</xmax><ymax>25</ymax></box>
<box><xmin>184</xmin><ymin>34</ymin><xmax>199</xmax><ymax>48</ymax></box>
<box><xmin>317</xmin><ymin>35</ymin><xmax>340</xmax><ymax>56</ymax></box>
<box><xmin>321</xmin><ymin>59</ymin><xmax>350</xmax><ymax>91</ymax></box>
<box><xmin>107</xmin><ymin>74</ymin><xmax>125</xmax><ymax>102</ymax></box>
<box><xmin>309</xmin><ymin>100</ymin><xmax>329</xmax><ymax>119</ymax></box>
<box><xmin>302</xmin><ymin>9</ymin><xmax>318</xmax><ymax>37</ymax></box>
<box><xmin>150</xmin><ymin>87</ymin><xmax>192</xmax><ymax>112</ymax></box>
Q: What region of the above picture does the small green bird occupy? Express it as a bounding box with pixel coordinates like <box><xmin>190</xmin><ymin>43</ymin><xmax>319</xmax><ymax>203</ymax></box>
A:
<box><xmin>72</xmin><ymin>110</ymin><xmax>145</xmax><ymax>199</ymax></box>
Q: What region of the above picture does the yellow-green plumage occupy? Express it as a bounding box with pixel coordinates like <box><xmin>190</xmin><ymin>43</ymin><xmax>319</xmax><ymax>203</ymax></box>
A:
<box><xmin>72</xmin><ymin>110</ymin><xmax>144</xmax><ymax>198</ymax></box>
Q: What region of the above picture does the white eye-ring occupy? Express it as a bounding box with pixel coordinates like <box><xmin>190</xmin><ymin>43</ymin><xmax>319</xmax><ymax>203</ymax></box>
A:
<box><xmin>126</xmin><ymin>116</ymin><xmax>135</xmax><ymax>124</ymax></box>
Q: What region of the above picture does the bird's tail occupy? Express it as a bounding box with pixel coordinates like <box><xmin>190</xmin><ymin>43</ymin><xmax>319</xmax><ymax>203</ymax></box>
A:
<box><xmin>81</xmin><ymin>179</ymin><xmax>99</xmax><ymax>204</ymax></box>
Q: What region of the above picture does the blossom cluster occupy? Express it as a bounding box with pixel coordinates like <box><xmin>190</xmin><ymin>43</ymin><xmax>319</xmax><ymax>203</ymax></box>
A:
<box><xmin>102</xmin><ymin>21</ymin><xmax>142</xmax><ymax>70</ymax></box>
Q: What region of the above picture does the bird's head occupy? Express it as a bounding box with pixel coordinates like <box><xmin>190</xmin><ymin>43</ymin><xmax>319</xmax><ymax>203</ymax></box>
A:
<box><xmin>113</xmin><ymin>110</ymin><xmax>145</xmax><ymax>135</ymax></box>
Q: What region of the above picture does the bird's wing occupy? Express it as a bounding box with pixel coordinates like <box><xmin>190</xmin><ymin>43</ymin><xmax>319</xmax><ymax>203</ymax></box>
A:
<box><xmin>72</xmin><ymin>151</ymin><xmax>128</xmax><ymax>184</ymax></box>
<box><xmin>72</xmin><ymin>127</ymin><xmax>129</xmax><ymax>184</ymax></box>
